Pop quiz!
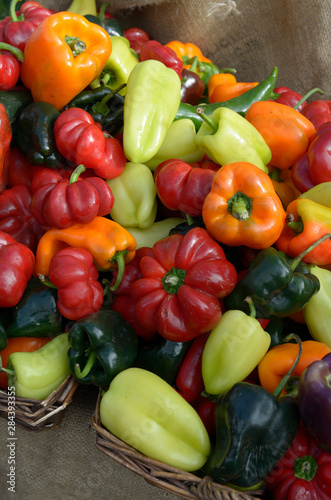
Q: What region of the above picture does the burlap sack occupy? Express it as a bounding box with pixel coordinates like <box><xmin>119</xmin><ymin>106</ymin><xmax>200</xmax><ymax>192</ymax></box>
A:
<box><xmin>1</xmin><ymin>1</ymin><xmax>330</xmax><ymax>499</ymax></box>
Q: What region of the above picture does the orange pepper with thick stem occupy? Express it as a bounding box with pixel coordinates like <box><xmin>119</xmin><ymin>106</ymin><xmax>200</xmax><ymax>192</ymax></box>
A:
<box><xmin>202</xmin><ymin>161</ymin><xmax>286</xmax><ymax>249</ymax></box>
<box><xmin>245</xmin><ymin>101</ymin><xmax>316</xmax><ymax>170</ymax></box>
<box><xmin>20</xmin><ymin>12</ymin><xmax>112</xmax><ymax>110</ymax></box>
<box><xmin>165</xmin><ymin>41</ymin><xmax>212</xmax><ymax>66</ymax></box>
<box><xmin>257</xmin><ymin>340</ymin><xmax>331</xmax><ymax>397</ymax></box>
<box><xmin>34</xmin><ymin>217</ymin><xmax>136</xmax><ymax>286</ymax></box>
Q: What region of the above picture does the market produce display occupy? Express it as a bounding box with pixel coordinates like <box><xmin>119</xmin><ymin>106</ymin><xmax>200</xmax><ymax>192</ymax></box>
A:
<box><xmin>1</xmin><ymin>0</ymin><xmax>331</xmax><ymax>498</ymax></box>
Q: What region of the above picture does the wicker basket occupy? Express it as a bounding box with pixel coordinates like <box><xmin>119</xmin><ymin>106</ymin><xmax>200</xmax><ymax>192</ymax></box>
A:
<box><xmin>91</xmin><ymin>390</ymin><xmax>265</xmax><ymax>500</ymax></box>
<box><xmin>0</xmin><ymin>375</ymin><xmax>79</xmax><ymax>431</ymax></box>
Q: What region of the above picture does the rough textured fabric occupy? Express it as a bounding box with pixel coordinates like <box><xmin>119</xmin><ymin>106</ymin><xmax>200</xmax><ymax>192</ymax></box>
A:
<box><xmin>1</xmin><ymin>1</ymin><xmax>330</xmax><ymax>498</ymax></box>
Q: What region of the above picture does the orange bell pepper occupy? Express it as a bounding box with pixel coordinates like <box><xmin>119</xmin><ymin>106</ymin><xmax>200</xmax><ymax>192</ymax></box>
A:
<box><xmin>209</xmin><ymin>81</ymin><xmax>259</xmax><ymax>103</ymax></box>
<box><xmin>268</xmin><ymin>166</ymin><xmax>301</xmax><ymax>209</ymax></box>
<box><xmin>34</xmin><ymin>216</ymin><xmax>136</xmax><ymax>279</ymax></box>
<box><xmin>275</xmin><ymin>198</ymin><xmax>331</xmax><ymax>265</ymax></box>
<box><xmin>258</xmin><ymin>340</ymin><xmax>331</xmax><ymax>397</ymax></box>
<box><xmin>20</xmin><ymin>12</ymin><xmax>112</xmax><ymax>110</ymax></box>
<box><xmin>207</xmin><ymin>72</ymin><xmax>237</xmax><ymax>100</ymax></box>
<box><xmin>245</xmin><ymin>101</ymin><xmax>316</xmax><ymax>170</ymax></box>
<box><xmin>202</xmin><ymin>161</ymin><xmax>286</xmax><ymax>249</ymax></box>
<box><xmin>165</xmin><ymin>40</ymin><xmax>212</xmax><ymax>66</ymax></box>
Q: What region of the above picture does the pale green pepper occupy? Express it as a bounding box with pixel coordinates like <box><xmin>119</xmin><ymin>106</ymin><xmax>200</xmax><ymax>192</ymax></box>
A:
<box><xmin>123</xmin><ymin>60</ymin><xmax>182</xmax><ymax>164</ymax></box>
<box><xmin>196</xmin><ymin>107</ymin><xmax>271</xmax><ymax>172</ymax></box>
<box><xmin>90</xmin><ymin>36</ymin><xmax>139</xmax><ymax>96</ymax></box>
<box><xmin>100</xmin><ymin>367</ymin><xmax>211</xmax><ymax>471</ymax></box>
<box><xmin>106</xmin><ymin>162</ymin><xmax>157</xmax><ymax>228</ymax></box>
<box><xmin>1</xmin><ymin>333</ymin><xmax>71</xmax><ymax>400</ymax></box>
<box><xmin>124</xmin><ymin>217</ymin><xmax>185</xmax><ymax>248</ymax></box>
<box><xmin>67</xmin><ymin>0</ymin><xmax>97</xmax><ymax>16</ymax></box>
<box><xmin>202</xmin><ymin>304</ymin><xmax>271</xmax><ymax>395</ymax></box>
<box><xmin>145</xmin><ymin>118</ymin><xmax>205</xmax><ymax>171</ymax></box>
<box><xmin>303</xmin><ymin>265</ymin><xmax>331</xmax><ymax>348</ymax></box>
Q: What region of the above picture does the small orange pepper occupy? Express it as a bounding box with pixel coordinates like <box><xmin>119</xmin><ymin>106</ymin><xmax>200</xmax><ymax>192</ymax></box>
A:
<box><xmin>257</xmin><ymin>340</ymin><xmax>331</xmax><ymax>396</ymax></box>
<box><xmin>208</xmin><ymin>72</ymin><xmax>237</xmax><ymax>98</ymax></box>
<box><xmin>245</xmin><ymin>101</ymin><xmax>316</xmax><ymax>170</ymax></box>
<box><xmin>209</xmin><ymin>81</ymin><xmax>259</xmax><ymax>103</ymax></box>
<box><xmin>268</xmin><ymin>166</ymin><xmax>301</xmax><ymax>209</ymax></box>
<box><xmin>165</xmin><ymin>40</ymin><xmax>212</xmax><ymax>66</ymax></box>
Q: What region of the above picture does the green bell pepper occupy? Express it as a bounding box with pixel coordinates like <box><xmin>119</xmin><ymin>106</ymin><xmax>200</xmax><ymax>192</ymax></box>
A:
<box><xmin>0</xmin><ymin>88</ymin><xmax>32</xmax><ymax>128</ymax></box>
<box><xmin>106</xmin><ymin>162</ymin><xmax>157</xmax><ymax>228</ymax></box>
<box><xmin>15</xmin><ymin>101</ymin><xmax>66</xmax><ymax>168</ymax></box>
<box><xmin>196</xmin><ymin>106</ymin><xmax>271</xmax><ymax>172</ymax></box>
<box><xmin>145</xmin><ymin>118</ymin><xmax>205</xmax><ymax>171</ymax></box>
<box><xmin>85</xmin><ymin>4</ymin><xmax>124</xmax><ymax>37</ymax></box>
<box><xmin>123</xmin><ymin>60</ymin><xmax>182</xmax><ymax>164</ymax></box>
<box><xmin>134</xmin><ymin>338</ymin><xmax>192</xmax><ymax>385</ymax></box>
<box><xmin>303</xmin><ymin>265</ymin><xmax>331</xmax><ymax>348</ymax></box>
<box><xmin>201</xmin><ymin>302</ymin><xmax>271</xmax><ymax>395</ymax></box>
<box><xmin>208</xmin><ymin>334</ymin><xmax>302</xmax><ymax>490</ymax></box>
<box><xmin>90</xmin><ymin>36</ymin><xmax>139</xmax><ymax>96</ymax></box>
<box><xmin>68</xmin><ymin>309</ymin><xmax>138</xmax><ymax>387</ymax></box>
<box><xmin>4</xmin><ymin>279</ymin><xmax>64</xmax><ymax>339</ymax></box>
<box><xmin>0</xmin><ymin>322</ymin><xmax>7</xmax><ymax>350</ymax></box>
<box><xmin>224</xmin><ymin>240</ymin><xmax>321</xmax><ymax>319</ymax></box>
<box><xmin>100</xmin><ymin>367</ymin><xmax>211</xmax><ymax>471</ymax></box>
<box><xmin>1</xmin><ymin>333</ymin><xmax>70</xmax><ymax>400</ymax></box>
<box><xmin>67</xmin><ymin>86</ymin><xmax>124</xmax><ymax>136</ymax></box>
<box><xmin>124</xmin><ymin>217</ymin><xmax>185</xmax><ymax>249</ymax></box>
<box><xmin>265</xmin><ymin>316</ymin><xmax>285</xmax><ymax>349</ymax></box>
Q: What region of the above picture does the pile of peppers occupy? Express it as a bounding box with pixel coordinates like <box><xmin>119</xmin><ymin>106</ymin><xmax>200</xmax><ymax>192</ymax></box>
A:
<box><xmin>1</xmin><ymin>0</ymin><xmax>331</xmax><ymax>497</ymax></box>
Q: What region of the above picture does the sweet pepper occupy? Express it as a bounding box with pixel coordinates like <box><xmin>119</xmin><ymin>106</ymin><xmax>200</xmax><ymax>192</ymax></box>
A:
<box><xmin>20</xmin><ymin>11</ymin><xmax>112</xmax><ymax>110</ymax></box>
<box><xmin>123</xmin><ymin>59</ymin><xmax>181</xmax><ymax>164</ymax></box>
<box><xmin>0</xmin><ymin>101</ymin><xmax>12</xmax><ymax>192</ymax></box>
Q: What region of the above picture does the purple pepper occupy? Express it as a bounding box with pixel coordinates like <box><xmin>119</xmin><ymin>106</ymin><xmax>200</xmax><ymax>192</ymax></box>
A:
<box><xmin>298</xmin><ymin>352</ymin><xmax>331</xmax><ymax>453</ymax></box>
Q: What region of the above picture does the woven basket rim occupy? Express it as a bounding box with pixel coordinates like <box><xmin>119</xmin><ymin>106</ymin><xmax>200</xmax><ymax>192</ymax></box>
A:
<box><xmin>90</xmin><ymin>390</ymin><xmax>265</xmax><ymax>500</ymax></box>
<box><xmin>0</xmin><ymin>375</ymin><xmax>79</xmax><ymax>431</ymax></box>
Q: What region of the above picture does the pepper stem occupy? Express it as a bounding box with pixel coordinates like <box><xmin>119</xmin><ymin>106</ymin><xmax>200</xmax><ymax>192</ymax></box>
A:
<box><xmin>294</xmin><ymin>455</ymin><xmax>318</xmax><ymax>481</ymax></box>
<box><xmin>196</xmin><ymin>107</ymin><xmax>218</xmax><ymax>134</ymax></box>
<box><xmin>243</xmin><ymin>297</ymin><xmax>256</xmax><ymax>318</ymax></box>
<box><xmin>98</xmin><ymin>3</ymin><xmax>107</xmax><ymax>20</ymax></box>
<box><xmin>290</xmin><ymin>233</ymin><xmax>331</xmax><ymax>271</ymax></box>
<box><xmin>9</xmin><ymin>0</ymin><xmax>22</xmax><ymax>22</ymax></box>
<box><xmin>0</xmin><ymin>42</ymin><xmax>24</xmax><ymax>61</ymax></box>
<box><xmin>65</xmin><ymin>36</ymin><xmax>86</xmax><ymax>57</ymax></box>
<box><xmin>74</xmin><ymin>350</ymin><xmax>97</xmax><ymax>379</ymax></box>
<box><xmin>92</xmin><ymin>84</ymin><xmax>126</xmax><ymax>115</ymax></box>
<box><xmin>293</xmin><ymin>88</ymin><xmax>324</xmax><ymax>110</ymax></box>
<box><xmin>110</xmin><ymin>250</ymin><xmax>128</xmax><ymax>291</ymax></box>
<box><xmin>38</xmin><ymin>274</ymin><xmax>58</xmax><ymax>290</ymax></box>
<box><xmin>69</xmin><ymin>164</ymin><xmax>86</xmax><ymax>184</ymax></box>
<box><xmin>0</xmin><ymin>355</ymin><xmax>15</xmax><ymax>378</ymax></box>
<box><xmin>273</xmin><ymin>333</ymin><xmax>303</xmax><ymax>399</ymax></box>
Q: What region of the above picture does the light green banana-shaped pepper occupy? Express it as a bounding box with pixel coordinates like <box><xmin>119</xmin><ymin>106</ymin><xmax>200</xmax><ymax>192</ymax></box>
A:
<box><xmin>123</xmin><ymin>60</ymin><xmax>182</xmax><ymax>164</ymax></box>
<box><xmin>106</xmin><ymin>162</ymin><xmax>157</xmax><ymax>229</ymax></box>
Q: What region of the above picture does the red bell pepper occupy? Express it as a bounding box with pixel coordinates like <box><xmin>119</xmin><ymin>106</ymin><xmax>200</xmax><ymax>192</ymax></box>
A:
<box><xmin>139</xmin><ymin>39</ymin><xmax>183</xmax><ymax>79</ymax></box>
<box><xmin>301</xmin><ymin>100</ymin><xmax>331</xmax><ymax>130</ymax></box>
<box><xmin>192</xmin><ymin>395</ymin><xmax>217</xmax><ymax>439</ymax></box>
<box><xmin>54</xmin><ymin>108</ymin><xmax>127</xmax><ymax>180</ymax></box>
<box><xmin>0</xmin><ymin>337</ymin><xmax>51</xmax><ymax>389</ymax></box>
<box><xmin>124</xmin><ymin>27</ymin><xmax>151</xmax><ymax>54</ymax></box>
<box><xmin>47</xmin><ymin>247</ymin><xmax>104</xmax><ymax>321</ymax></box>
<box><xmin>175</xmin><ymin>332</ymin><xmax>209</xmax><ymax>403</ymax></box>
<box><xmin>111</xmin><ymin>295</ymin><xmax>157</xmax><ymax>342</ymax></box>
<box><xmin>306</xmin><ymin>127</ymin><xmax>331</xmax><ymax>185</ymax></box>
<box><xmin>266</xmin><ymin>422</ymin><xmax>331</xmax><ymax>500</ymax></box>
<box><xmin>8</xmin><ymin>147</ymin><xmax>46</xmax><ymax>188</ymax></box>
<box><xmin>273</xmin><ymin>86</ymin><xmax>307</xmax><ymax>112</ymax></box>
<box><xmin>131</xmin><ymin>227</ymin><xmax>237</xmax><ymax>342</ymax></box>
<box><xmin>0</xmin><ymin>102</ymin><xmax>12</xmax><ymax>193</ymax></box>
<box><xmin>0</xmin><ymin>0</ymin><xmax>54</xmax><ymax>51</ymax></box>
<box><xmin>290</xmin><ymin>152</ymin><xmax>315</xmax><ymax>193</ymax></box>
<box><xmin>0</xmin><ymin>231</ymin><xmax>35</xmax><ymax>308</ymax></box>
<box><xmin>0</xmin><ymin>183</ymin><xmax>46</xmax><ymax>252</ymax></box>
<box><xmin>31</xmin><ymin>165</ymin><xmax>115</xmax><ymax>229</ymax></box>
<box><xmin>0</xmin><ymin>42</ymin><xmax>23</xmax><ymax>90</ymax></box>
<box><xmin>154</xmin><ymin>159</ymin><xmax>216</xmax><ymax>217</ymax></box>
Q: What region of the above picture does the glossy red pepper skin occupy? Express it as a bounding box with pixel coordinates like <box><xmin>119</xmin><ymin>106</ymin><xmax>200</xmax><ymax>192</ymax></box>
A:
<box><xmin>111</xmin><ymin>295</ymin><xmax>157</xmax><ymax>341</ymax></box>
<box><xmin>131</xmin><ymin>227</ymin><xmax>237</xmax><ymax>342</ymax></box>
<box><xmin>193</xmin><ymin>396</ymin><xmax>217</xmax><ymax>439</ymax></box>
<box><xmin>48</xmin><ymin>247</ymin><xmax>104</xmax><ymax>321</ymax></box>
<box><xmin>8</xmin><ymin>148</ymin><xmax>46</xmax><ymax>188</ymax></box>
<box><xmin>124</xmin><ymin>27</ymin><xmax>151</xmax><ymax>54</ymax></box>
<box><xmin>307</xmin><ymin>129</ymin><xmax>331</xmax><ymax>184</ymax></box>
<box><xmin>154</xmin><ymin>159</ymin><xmax>216</xmax><ymax>217</ymax></box>
<box><xmin>0</xmin><ymin>184</ymin><xmax>46</xmax><ymax>252</ymax></box>
<box><xmin>0</xmin><ymin>103</ymin><xmax>11</xmax><ymax>194</ymax></box>
<box><xmin>301</xmin><ymin>100</ymin><xmax>331</xmax><ymax>130</ymax></box>
<box><xmin>266</xmin><ymin>423</ymin><xmax>331</xmax><ymax>500</ymax></box>
<box><xmin>139</xmin><ymin>39</ymin><xmax>183</xmax><ymax>79</ymax></box>
<box><xmin>273</xmin><ymin>86</ymin><xmax>306</xmax><ymax>112</ymax></box>
<box><xmin>54</xmin><ymin>108</ymin><xmax>127</xmax><ymax>180</ymax></box>
<box><xmin>0</xmin><ymin>231</ymin><xmax>35</xmax><ymax>307</ymax></box>
<box><xmin>291</xmin><ymin>152</ymin><xmax>315</xmax><ymax>193</ymax></box>
<box><xmin>31</xmin><ymin>169</ymin><xmax>114</xmax><ymax>229</ymax></box>
<box><xmin>0</xmin><ymin>48</ymin><xmax>20</xmax><ymax>90</ymax></box>
<box><xmin>175</xmin><ymin>332</ymin><xmax>209</xmax><ymax>403</ymax></box>
<box><xmin>1</xmin><ymin>1</ymin><xmax>53</xmax><ymax>51</ymax></box>
<box><xmin>180</xmin><ymin>68</ymin><xmax>205</xmax><ymax>105</ymax></box>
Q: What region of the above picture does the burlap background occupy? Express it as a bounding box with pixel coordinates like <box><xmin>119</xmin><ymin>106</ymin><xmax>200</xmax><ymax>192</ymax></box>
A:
<box><xmin>1</xmin><ymin>1</ymin><xmax>330</xmax><ymax>499</ymax></box>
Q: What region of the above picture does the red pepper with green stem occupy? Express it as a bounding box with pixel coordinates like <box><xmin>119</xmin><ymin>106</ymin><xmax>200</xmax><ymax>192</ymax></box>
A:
<box><xmin>131</xmin><ymin>227</ymin><xmax>237</xmax><ymax>342</ymax></box>
<box><xmin>0</xmin><ymin>42</ymin><xmax>23</xmax><ymax>90</ymax></box>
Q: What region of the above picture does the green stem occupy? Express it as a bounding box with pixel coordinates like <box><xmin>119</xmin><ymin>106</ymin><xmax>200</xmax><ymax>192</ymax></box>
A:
<box><xmin>293</xmin><ymin>88</ymin><xmax>324</xmax><ymax>110</ymax></box>
<box><xmin>69</xmin><ymin>164</ymin><xmax>86</xmax><ymax>184</ymax></box>
<box><xmin>269</xmin><ymin>167</ymin><xmax>281</xmax><ymax>182</ymax></box>
<box><xmin>290</xmin><ymin>233</ymin><xmax>331</xmax><ymax>271</ymax></box>
<box><xmin>10</xmin><ymin>0</ymin><xmax>21</xmax><ymax>22</ymax></box>
<box><xmin>65</xmin><ymin>36</ymin><xmax>86</xmax><ymax>57</ymax></box>
<box><xmin>0</xmin><ymin>42</ymin><xmax>24</xmax><ymax>61</ymax></box>
<box><xmin>243</xmin><ymin>297</ymin><xmax>257</xmax><ymax>318</ymax></box>
<box><xmin>38</xmin><ymin>275</ymin><xmax>58</xmax><ymax>290</ymax></box>
<box><xmin>186</xmin><ymin>214</ymin><xmax>195</xmax><ymax>226</ymax></box>
<box><xmin>74</xmin><ymin>350</ymin><xmax>97</xmax><ymax>379</ymax></box>
<box><xmin>98</xmin><ymin>3</ymin><xmax>107</xmax><ymax>20</ymax></box>
<box><xmin>0</xmin><ymin>355</ymin><xmax>15</xmax><ymax>378</ymax></box>
<box><xmin>92</xmin><ymin>84</ymin><xmax>126</xmax><ymax>115</ymax></box>
<box><xmin>110</xmin><ymin>251</ymin><xmax>128</xmax><ymax>291</ymax></box>
<box><xmin>196</xmin><ymin>107</ymin><xmax>218</xmax><ymax>134</ymax></box>
<box><xmin>189</xmin><ymin>56</ymin><xmax>199</xmax><ymax>73</ymax></box>
<box><xmin>273</xmin><ymin>333</ymin><xmax>302</xmax><ymax>399</ymax></box>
